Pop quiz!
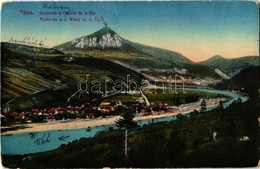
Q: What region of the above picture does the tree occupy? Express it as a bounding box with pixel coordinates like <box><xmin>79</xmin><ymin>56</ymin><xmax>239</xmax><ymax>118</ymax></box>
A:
<box><xmin>176</xmin><ymin>113</ymin><xmax>187</xmax><ymax>121</ymax></box>
<box><xmin>115</xmin><ymin>108</ymin><xmax>138</xmax><ymax>129</ymax></box>
<box><xmin>218</xmin><ymin>100</ymin><xmax>224</xmax><ymax>110</ymax></box>
<box><xmin>200</xmin><ymin>99</ymin><xmax>207</xmax><ymax>112</ymax></box>
<box><xmin>115</xmin><ymin>108</ymin><xmax>138</xmax><ymax>167</ymax></box>
<box><xmin>190</xmin><ymin>109</ymin><xmax>199</xmax><ymax>117</ymax></box>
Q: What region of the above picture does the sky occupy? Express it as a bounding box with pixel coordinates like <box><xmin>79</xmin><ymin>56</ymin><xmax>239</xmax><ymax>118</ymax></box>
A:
<box><xmin>1</xmin><ymin>1</ymin><xmax>259</xmax><ymax>62</ymax></box>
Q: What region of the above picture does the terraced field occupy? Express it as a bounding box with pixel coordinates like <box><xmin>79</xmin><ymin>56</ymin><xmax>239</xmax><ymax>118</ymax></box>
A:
<box><xmin>2</xmin><ymin>67</ymin><xmax>66</xmax><ymax>98</ymax></box>
<box><xmin>1</xmin><ymin>42</ymin><xmax>144</xmax><ymax>111</ymax></box>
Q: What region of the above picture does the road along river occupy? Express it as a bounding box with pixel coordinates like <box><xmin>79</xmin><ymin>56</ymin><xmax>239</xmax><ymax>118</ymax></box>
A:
<box><xmin>1</xmin><ymin>88</ymin><xmax>248</xmax><ymax>155</ymax></box>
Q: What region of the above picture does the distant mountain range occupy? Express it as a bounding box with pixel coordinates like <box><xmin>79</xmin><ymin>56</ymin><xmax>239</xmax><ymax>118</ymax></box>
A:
<box><xmin>1</xmin><ymin>27</ymin><xmax>259</xmax><ymax>110</ymax></box>
<box><xmin>54</xmin><ymin>27</ymin><xmax>219</xmax><ymax>79</ymax></box>
<box><xmin>55</xmin><ymin>27</ymin><xmax>192</xmax><ymax>69</ymax></box>
<box><xmin>55</xmin><ymin>27</ymin><xmax>259</xmax><ymax>79</ymax></box>
<box><xmin>200</xmin><ymin>55</ymin><xmax>259</xmax><ymax>76</ymax></box>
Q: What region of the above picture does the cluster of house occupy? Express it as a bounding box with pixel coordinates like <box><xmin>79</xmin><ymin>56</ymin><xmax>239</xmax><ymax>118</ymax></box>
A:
<box><xmin>1</xmin><ymin>101</ymin><xmax>172</xmax><ymax>125</ymax></box>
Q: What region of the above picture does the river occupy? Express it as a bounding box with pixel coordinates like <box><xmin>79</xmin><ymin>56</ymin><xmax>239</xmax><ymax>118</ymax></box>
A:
<box><xmin>1</xmin><ymin>88</ymin><xmax>249</xmax><ymax>155</ymax></box>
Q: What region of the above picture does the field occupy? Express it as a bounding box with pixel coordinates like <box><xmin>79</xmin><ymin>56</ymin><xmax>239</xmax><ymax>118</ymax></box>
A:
<box><xmin>1</xmin><ymin>42</ymin><xmax>144</xmax><ymax>111</ymax></box>
<box><xmin>103</xmin><ymin>90</ymin><xmax>220</xmax><ymax>106</ymax></box>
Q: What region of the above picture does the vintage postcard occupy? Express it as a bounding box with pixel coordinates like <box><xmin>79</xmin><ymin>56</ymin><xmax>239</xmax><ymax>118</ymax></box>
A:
<box><xmin>1</xmin><ymin>1</ymin><xmax>259</xmax><ymax>168</ymax></box>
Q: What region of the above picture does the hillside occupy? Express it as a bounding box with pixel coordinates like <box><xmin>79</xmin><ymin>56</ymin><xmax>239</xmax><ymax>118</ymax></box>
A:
<box><xmin>55</xmin><ymin>27</ymin><xmax>191</xmax><ymax>68</ymax></box>
<box><xmin>55</xmin><ymin>27</ymin><xmax>192</xmax><ymax>64</ymax></box>
<box><xmin>1</xmin><ymin>42</ymin><xmax>144</xmax><ymax>110</ymax></box>
<box><xmin>214</xmin><ymin>66</ymin><xmax>260</xmax><ymax>98</ymax></box>
<box><xmin>1</xmin><ymin>43</ymin><xmax>67</xmax><ymax>100</ymax></box>
<box><xmin>200</xmin><ymin>55</ymin><xmax>259</xmax><ymax>76</ymax></box>
<box><xmin>55</xmin><ymin>27</ymin><xmax>217</xmax><ymax>78</ymax></box>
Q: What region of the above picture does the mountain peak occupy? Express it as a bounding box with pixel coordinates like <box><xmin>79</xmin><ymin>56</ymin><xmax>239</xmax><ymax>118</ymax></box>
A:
<box><xmin>89</xmin><ymin>27</ymin><xmax>119</xmax><ymax>38</ymax></box>
<box><xmin>210</xmin><ymin>55</ymin><xmax>225</xmax><ymax>60</ymax></box>
<box><xmin>54</xmin><ymin>27</ymin><xmax>191</xmax><ymax>65</ymax></box>
<box><xmin>201</xmin><ymin>55</ymin><xmax>225</xmax><ymax>63</ymax></box>
<box><xmin>57</xmin><ymin>27</ymin><xmax>123</xmax><ymax>50</ymax></box>
<box><xmin>96</xmin><ymin>27</ymin><xmax>116</xmax><ymax>33</ymax></box>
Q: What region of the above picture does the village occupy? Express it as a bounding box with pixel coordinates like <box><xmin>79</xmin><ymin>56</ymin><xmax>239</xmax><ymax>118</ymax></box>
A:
<box><xmin>1</xmin><ymin>90</ymin><xmax>174</xmax><ymax>127</ymax></box>
<box><xmin>1</xmin><ymin>92</ymin><xmax>218</xmax><ymax>132</ymax></box>
<box><xmin>1</xmin><ymin>88</ymin><xmax>213</xmax><ymax>129</ymax></box>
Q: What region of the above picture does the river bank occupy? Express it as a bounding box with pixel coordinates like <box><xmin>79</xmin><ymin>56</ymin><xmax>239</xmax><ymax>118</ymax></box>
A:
<box><xmin>1</xmin><ymin>98</ymin><xmax>225</xmax><ymax>135</ymax></box>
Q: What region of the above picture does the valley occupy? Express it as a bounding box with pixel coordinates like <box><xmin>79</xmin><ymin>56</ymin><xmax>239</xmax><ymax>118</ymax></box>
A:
<box><xmin>1</xmin><ymin>27</ymin><xmax>258</xmax><ymax>114</ymax></box>
<box><xmin>1</xmin><ymin>26</ymin><xmax>259</xmax><ymax>168</ymax></box>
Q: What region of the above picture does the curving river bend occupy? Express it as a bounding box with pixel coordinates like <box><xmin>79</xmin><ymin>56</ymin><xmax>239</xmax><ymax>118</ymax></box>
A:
<box><xmin>1</xmin><ymin>88</ymin><xmax>249</xmax><ymax>155</ymax></box>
